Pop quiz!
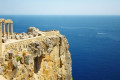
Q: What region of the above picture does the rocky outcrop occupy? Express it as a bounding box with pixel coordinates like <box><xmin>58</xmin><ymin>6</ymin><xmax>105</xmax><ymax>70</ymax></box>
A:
<box><xmin>27</xmin><ymin>27</ymin><xmax>42</xmax><ymax>36</ymax></box>
<box><xmin>0</xmin><ymin>27</ymin><xmax>72</xmax><ymax>80</ymax></box>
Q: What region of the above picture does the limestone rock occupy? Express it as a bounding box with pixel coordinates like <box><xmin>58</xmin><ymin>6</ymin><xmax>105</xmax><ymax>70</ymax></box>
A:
<box><xmin>27</xmin><ymin>27</ymin><xmax>39</xmax><ymax>34</ymax></box>
<box><xmin>0</xmin><ymin>75</ymin><xmax>6</xmax><ymax>80</ymax></box>
<box><xmin>11</xmin><ymin>58</ymin><xmax>18</xmax><ymax>78</ymax></box>
<box><xmin>4</xmin><ymin>53</ymin><xmax>9</xmax><ymax>61</ymax></box>
<box><xmin>24</xmin><ymin>55</ymin><xmax>33</xmax><ymax>65</ymax></box>
<box><xmin>28</xmin><ymin>41</ymin><xmax>43</xmax><ymax>57</ymax></box>
<box><xmin>15</xmin><ymin>35</ymin><xmax>20</xmax><ymax>40</ymax></box>
<box><xmin>2</xmin><ymin>37</ymin><xmax>7</xmax><ymax>43</ymax></box>
<box><xmin>0</xmin><ymin>66</ymin><xmax>3</xmax><ymax>75</ymax></box>
<box><xmin>0</xmin><ymin>57</ymin><xmax>4</xmax><ymax>64</ymax></box>
<box><xmin>22</xmin><ymin>32</ymin><xmax>26</xmax><ymax>36</ymax></box>
<box><xmin>43</xmin><ymin>37</ymin><xmax>59</xmax><ymax>54</ymax></box>
<box><xmin>28</xmin><ymin>35</ymin><xmax>33</xmax><ymax>38</ymax></box>
<box><xmin>1</xmin><ymin>27</ymin><xmax>72</xmax><ymax>80</ymax></box>
<box><xmin>20</xmin><ymin>57</ymin><xmax>24</xmax><ymax>64</ymax></box>
<box><xmin>11</xmin><ymin>34</ymin><xmax>15</xmax><ymax>39</ymax></box>
<box><xmin>27</xmin><ymin>27</ymin><xmax>42</xmax><ymax>37</ymax></box>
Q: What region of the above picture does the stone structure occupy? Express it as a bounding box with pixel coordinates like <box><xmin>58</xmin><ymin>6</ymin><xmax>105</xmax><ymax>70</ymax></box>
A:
<box><xmin>0</xmin><ymin>19</ymin><xmax>72</xmax><ymax>80</ymax></box>
<box><xmin>0</xmin><ymin>19</ymin><xmax>13</xmax><ymax>55</ymax></box>
<box><xmin>0</xmin><ymin>19</ymin><xmax>13</xmax><ymax>37</ymax></box>
<box><xmin>0</xmin><ymin>19</ymin><xmax>3</xmax><ymax>54</ymax></box>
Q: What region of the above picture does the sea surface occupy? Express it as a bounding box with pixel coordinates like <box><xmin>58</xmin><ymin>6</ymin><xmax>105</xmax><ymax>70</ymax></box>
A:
<box><xmin>1</xmin><ymin>15</ymin><xmax>120</xmax><ymax>80</ymax></box>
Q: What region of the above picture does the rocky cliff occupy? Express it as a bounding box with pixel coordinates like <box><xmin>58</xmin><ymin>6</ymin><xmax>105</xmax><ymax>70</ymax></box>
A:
<box><xmin>0</xmin><ymin>27</ymin><xmax>72</xmax><ymax>80</ymax></box>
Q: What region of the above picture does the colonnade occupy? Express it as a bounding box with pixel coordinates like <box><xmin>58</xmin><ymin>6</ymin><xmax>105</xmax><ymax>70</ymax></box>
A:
<box><xmin>0</xmin><ymin>19</ymin><xmax>13</xmax><ymax>38</ymax></box>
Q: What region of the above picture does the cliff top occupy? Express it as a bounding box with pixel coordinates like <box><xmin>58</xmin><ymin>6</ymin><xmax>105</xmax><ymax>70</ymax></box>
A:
<box><xmin>2</xmin><ymin>27</ymin><xmax>60</xmax><ymax>44</ymax></box>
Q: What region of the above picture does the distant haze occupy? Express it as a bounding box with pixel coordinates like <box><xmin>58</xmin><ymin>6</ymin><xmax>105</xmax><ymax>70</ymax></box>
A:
<box><xmin>0</xmin><ymin>0</ymin><xmax>120</xmax><ymax>15</ymax></box>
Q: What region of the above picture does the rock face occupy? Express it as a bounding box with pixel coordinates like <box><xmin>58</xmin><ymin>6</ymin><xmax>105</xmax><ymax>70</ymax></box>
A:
<box><xmin>0</xmin><ymin>27</ymin><xmax>72</xmax><ymax>80</ymax></box>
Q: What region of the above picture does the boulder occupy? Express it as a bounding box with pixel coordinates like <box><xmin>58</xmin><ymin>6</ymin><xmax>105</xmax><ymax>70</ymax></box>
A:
<box><xmin>22</xmin><ymin>32</ymin><xmax>26</xmax><ymax>36</ymax></box>
<box><xmin>2</xmin><ymin>37</ymin><xmax>7</xmax><ymax>43</ymax></box>
<box><xmin>12</xmin><ymin>59</ymin><xmax>18</xmax><ymax>78</ymax></box>
<box><xmin>27</xmin><ymin>27</ymin><xmax>39</xmax><ymax>35</ymax></box>
<box><xmin>24</xmin><ymin>55</ymin><xmax>33</xmax><ymax>65</ymax></box>
<box><xmin>4</xmin><ymin>53</ymin><xmax>9</xmax><ymax>61</ymax></box>
<box><xmin>15</xmin><ymin>35</ymin><xmax>20</xmax><ymax>40</ymax></box>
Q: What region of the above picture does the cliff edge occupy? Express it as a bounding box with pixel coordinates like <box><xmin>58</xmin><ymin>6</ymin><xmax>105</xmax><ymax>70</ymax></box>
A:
<box><xmin>0</xmin><ymin>27</ymin><xmax>72</xmax><ymax>80</ymax></box>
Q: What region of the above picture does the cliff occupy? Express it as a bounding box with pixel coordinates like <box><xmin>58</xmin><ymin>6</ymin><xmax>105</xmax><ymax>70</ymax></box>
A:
<box><xmin>0</xmin><ymin>27</ymin><xmax>72</xmax><ymax>80</ymax></box>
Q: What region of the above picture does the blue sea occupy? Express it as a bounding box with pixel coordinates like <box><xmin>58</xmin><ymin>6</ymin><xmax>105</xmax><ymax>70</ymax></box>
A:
<box><xmin>1</xmin><ymin>15</ymin><xmax>120</xmax><ymax>80</ymax></box>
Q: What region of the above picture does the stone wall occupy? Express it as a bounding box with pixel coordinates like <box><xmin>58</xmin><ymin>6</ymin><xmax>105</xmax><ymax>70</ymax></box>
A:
<box><xmin>0</xmin><ymin>29</ymin><xmax>72</xmax><ymax>80</ymax></box>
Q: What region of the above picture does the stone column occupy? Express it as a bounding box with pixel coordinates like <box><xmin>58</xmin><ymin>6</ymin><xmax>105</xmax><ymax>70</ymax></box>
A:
<box><xmin>3</xmin><ymin>22</ymin><xmax>5</xmax><ymax>37</ymax></box>
<box><xmin>0</xmin><ymin>22</ymin><xmax>2</xmax><ymax>35</ymax></box>
<box><xmin>0</xmin><ymin>22</ymin><xmax>1</xmax><ymax>28</ymax></box>
<box><xmin>10</xmin><ymin>23</ymin><xmax>13</xmax><ymax>35</ymax></box>
<box><xmin>0</xmin><ymin>22</ymin><xmax>1</xmax><ymax>30</ymax></box>
<box><xmin>7</xmin><ymin>23</ymin><xmax>9</xmax><ymax>38</ymax></box>
<box><xmin>0</xmin><ymin>22</ymin><xmax>2</xmax><ymax>55</ymax></box>
<box><xmin>0</xmin><ymin>22</ymin><xmax>2</xmax><ymax>31</ymax></box>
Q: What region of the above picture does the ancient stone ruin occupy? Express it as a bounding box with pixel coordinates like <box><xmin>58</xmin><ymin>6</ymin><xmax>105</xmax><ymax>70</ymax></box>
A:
<box><xmin>0</xmin><ymin>19</ymin><xmax>72</xmax><ymax>80</ymax></box>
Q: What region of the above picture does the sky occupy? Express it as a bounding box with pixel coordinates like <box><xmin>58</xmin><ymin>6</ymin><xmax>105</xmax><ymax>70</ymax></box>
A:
<box><xmin>0</xmin><ymin>0</ymin><xmax>120</xmax><ymax>15</ymax></box>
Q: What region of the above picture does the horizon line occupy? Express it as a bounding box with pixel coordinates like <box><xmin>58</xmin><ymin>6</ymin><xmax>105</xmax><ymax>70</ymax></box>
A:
<box><xmin>0</xmin><ymin>14</ymin><xmax>120</xmax><ymax>16</ymax></box>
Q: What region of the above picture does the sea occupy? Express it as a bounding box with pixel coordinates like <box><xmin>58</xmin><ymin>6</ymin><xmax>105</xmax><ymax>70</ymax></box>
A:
<box><xmin>0</xmin><ymin>15</ymin><xmax>120</xmax><ymax>80</ymax></box>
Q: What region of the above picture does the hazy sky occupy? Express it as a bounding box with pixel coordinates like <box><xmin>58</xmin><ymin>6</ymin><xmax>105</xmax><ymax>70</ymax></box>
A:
<box><xmin>0</xmin><ymin>0</ymin><xmax>120</xmax><ymax>15</ymax></box>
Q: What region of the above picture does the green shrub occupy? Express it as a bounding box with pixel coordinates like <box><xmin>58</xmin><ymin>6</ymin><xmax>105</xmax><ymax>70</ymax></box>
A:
<box><xmin>5</xmin><ymin>66</ymin><xmax>9</xmax><ymax>69</ymax></box>
<box><xmin>16</xmin><ymin>56</ymin><xmax>21</xmax><ymax>62</ymax></box>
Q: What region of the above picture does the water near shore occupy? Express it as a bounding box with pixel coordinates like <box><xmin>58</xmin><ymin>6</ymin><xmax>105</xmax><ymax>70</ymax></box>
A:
<box><xmin>1</xmin><ymin>15</ymin><xmax>120</xmax><ymax>80</ymax></box>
